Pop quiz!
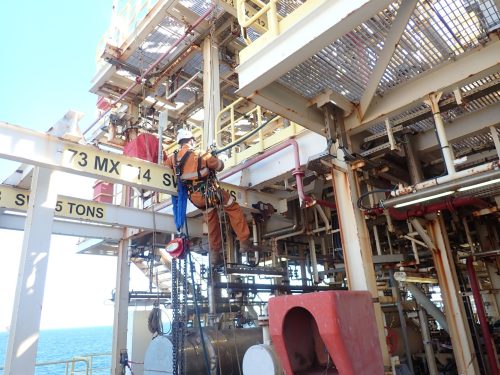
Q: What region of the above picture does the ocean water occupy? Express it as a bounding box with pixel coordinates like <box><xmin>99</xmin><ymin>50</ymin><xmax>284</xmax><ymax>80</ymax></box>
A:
<box><xmin>0</xmin><ymin>326</ymin><xmax>112</xmax><ymax>374</ymax></box>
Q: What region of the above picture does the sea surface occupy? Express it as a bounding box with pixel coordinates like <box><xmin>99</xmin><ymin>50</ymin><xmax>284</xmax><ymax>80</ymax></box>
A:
<box><xmin>0</xmin><ymin>326</ymin><xmax>112</xmax><ymax>374</ymax></box>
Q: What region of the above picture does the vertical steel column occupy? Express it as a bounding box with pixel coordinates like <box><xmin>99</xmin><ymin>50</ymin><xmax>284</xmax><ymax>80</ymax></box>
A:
<box><xmin>418</xmin><ymin>308</ymin><xmax>438</xmax><ymax>375</ymax></box>
<box><xmin>332</xmin><ymin>166</ymin><xmax>391</xmax><ymax>368</ymax></box>
<box><xmin>158</xmin><ymin>110</ymin><xmax>168</xmax><ymax>164</ymax></box>
<box><xmin>330</xmin><ymin>102</ymin><xmax>390</xmax><ymax>368</ymax></box>
<box><xmin>5</xmin><ymin>167</ymin><xmax>58</xmax><ymax>375</ymax></box>
<box><xmin>111</xmin><ymin>237</ymin><xmax>131</xmax><ymax>375</ymax></box>
<box><xmin>463</xmin><ymin>218</ymin><xmax>476</xmax><ymax>254</ymax></box>
<box><xmin>427</xmin><ymin>215</ymin><xmax>479</xmax><ymax>374</ymax></box>
<box><xmin>203</xmin><ymin>36</ymin><xmax>220</xmax><ymax>149</ymax></box>
<box><xmin>403</xmin><ymin>133</ymin><xmax>424</xmax><ymax>185</ymax></box>
<box><xmin>111</xmin><ymin>186</ymin><xmax>131</xmax><ymax>375</ymax></box>
<box><xmin>424</xmin><ymin>93</ymin><xmax>456</xmax><ymax>175</ymax></box>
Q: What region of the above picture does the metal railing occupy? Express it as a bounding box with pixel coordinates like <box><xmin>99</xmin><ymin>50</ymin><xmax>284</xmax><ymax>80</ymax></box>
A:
<box><xmin>215</xmin><ymin>98</ymin><xmax>305</xmax><ymax>169</ymax></box>
<box><xmin>95</xmin><ymin>0</ymin><xmax>159</xmax><ymax>68</ymax></box>
<box><xmin>236</xmin><ymin>0</ymin><xmax>280</xmax><ymax>44</ymax></box>
<box><xmin>1</xmin><ymin>353</ymin><xmax>111</xmax><ymax>375</ymax></box>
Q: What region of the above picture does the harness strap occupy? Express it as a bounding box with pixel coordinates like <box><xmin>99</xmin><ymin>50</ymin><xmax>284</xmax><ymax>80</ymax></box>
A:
<box><xmin>174</xmin><ymin>150</ymin><xmax>192</xmax><ymax>178</ymax></box>
<box><xmin>197</xmin><ymin>156</ymin><xmax>202</xmax><ymax>180</ymax></box>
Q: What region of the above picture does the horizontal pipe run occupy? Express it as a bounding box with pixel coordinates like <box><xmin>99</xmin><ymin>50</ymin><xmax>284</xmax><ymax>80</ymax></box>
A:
<box><xmin>391</xmin><ymin>162</ymin><xmax>498</xmax><ymax>197</ymax></box>
<box><xmin>214</xmin><ymin>282</ymin><xmax>346</xmax><ymax>293</ymax></box>
<box><xmin>459</xmin><ymin>249</ymin><xmax>500</xmax><ymax>259</ymax></box>
<box><xmin>382</xmin><ymin>167</ymin><xmax>500</xmax><ymax>208</ymax></box>
<box><xmin>369</xmin><ymin>196</ymin><xmax>489</xmax><ymax>220</ymax></box>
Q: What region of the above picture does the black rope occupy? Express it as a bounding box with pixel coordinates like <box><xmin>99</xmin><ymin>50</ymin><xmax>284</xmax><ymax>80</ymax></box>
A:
<box><xmin>213</xmin><ymin>115</ymin><xmax>278</xmax><ymax>155</ymax></box>
<box><xmin>356</xmin><ymin>189</ymin><xmax>393</xmax><ymax>210</ymax></box>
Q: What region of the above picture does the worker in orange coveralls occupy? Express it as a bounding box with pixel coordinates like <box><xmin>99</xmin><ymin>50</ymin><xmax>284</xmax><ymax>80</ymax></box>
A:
<box><xmin>164</xmin><ymin>129</ymin><xmax>252</xmax><ymax>267</ymax></box>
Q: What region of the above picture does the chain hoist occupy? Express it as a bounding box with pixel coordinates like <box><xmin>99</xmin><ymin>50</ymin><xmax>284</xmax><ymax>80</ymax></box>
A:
<box><xmin>171</xmin><ymin>255</ymin><xmax>189</xmax><ymax>375</ymax></box>
<box><xmin>171</xmin><ymin>258</ymin><xmax>179</xmax><ymax>375</ymax></box>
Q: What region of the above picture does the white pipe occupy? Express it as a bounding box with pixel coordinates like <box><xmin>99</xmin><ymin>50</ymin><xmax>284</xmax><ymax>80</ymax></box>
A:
<box><xmin>409</xmin><ymin>218</ymin><xmax>435</xmax><ymax>251</ymax></box>
<box><xmin>260</xmin><ymin>306</ymin><xmax>271</xmax><ymax>345</ymax></box>
<box><xmin>308</xmin><ymin>237</ymin><xmax>319</xmax><ymax>284</ymax></box>
<box><xmin>425</xmin><ymin>92</ymin><xmax>455</xmax><ymax>175</ymax></box>
<box><xmin>392</xmin><ymin>161</ymin><xmax>497</xmax><ymax>197</ymax></box>
<box><xmin>408</xmin><ymin>222</ymin><xmax>420</xmax><ymax>263</ymax></box>
<box><xmin>373</xmin><ymin>225</ymin><xmax>382</xmax><ymax>256</ymax></box>
<box><xmin>252</xmin><ymin>219</ymin><xmax>258</xmax><ymax>246</ymax></box>
<box><xmin>418</xmin><ymin>308</ymin><xmax>439</xmax><ymax>375</ymax></box>
<box><xmin>385</xmin><ymin>118</ymin><xmax>397</xmax><ymax>151</ymax></box>
<box><xmin>314</xmin><ymin>204</ymin><xmax>331</xmax><ymax>234</ymax></box>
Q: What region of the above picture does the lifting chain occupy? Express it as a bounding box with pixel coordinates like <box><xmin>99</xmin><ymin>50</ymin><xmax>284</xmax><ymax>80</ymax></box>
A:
<box><xmin>171</xmin><ymin>256</ymin><xmax>189</xmax><ymax>375</ymax></box>
<box><xmin>171</xmin><ymin>258</ymin><xmax>179</xmax><ymax>375</ymax></box>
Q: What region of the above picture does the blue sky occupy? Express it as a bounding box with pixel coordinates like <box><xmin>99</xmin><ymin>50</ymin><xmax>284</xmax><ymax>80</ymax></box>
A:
<box><xmin>0</xmin><ymin>1</ymin><xmax>148</xmax><ymax>330</ymax></box>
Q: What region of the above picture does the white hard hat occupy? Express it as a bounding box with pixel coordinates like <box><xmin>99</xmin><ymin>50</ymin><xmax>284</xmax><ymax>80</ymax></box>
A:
<box><xmin>176</xmin><ymin>129</ymin><xmax>194</xmax><ymax>143</ymax></box>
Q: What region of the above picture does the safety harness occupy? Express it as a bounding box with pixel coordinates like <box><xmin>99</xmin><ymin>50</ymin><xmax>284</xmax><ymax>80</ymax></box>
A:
<box><xmin>173</xmin><ymin>149</ymin><xmax>222</xmax><ymax>210</ymax></box>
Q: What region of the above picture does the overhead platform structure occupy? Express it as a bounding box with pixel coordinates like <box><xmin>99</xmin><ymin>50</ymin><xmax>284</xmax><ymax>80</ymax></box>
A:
<box><xmin>2</xmin><ymin>0</ymin><xmax>500</xmax><ymax>374</ymax></box>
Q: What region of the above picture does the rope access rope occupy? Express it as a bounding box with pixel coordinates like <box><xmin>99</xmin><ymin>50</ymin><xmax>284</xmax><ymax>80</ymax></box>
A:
<box><xmin>212</xmin><ymin>115</ymin><xmax>278</xmax><ymax>155</ymax></box>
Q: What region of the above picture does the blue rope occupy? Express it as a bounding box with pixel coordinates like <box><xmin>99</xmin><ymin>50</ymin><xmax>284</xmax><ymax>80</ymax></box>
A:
<box><xmin>172</xmin><ymin>181</ymin><xmax>189</xmax><ymax>232</ymax></box>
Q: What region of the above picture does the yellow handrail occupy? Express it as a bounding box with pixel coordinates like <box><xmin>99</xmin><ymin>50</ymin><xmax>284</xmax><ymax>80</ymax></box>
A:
<box><xmin>19</xmin><ymin>352</ymin><xmax>113</xmax><ymax>374</ymax></box>
<box><xmin>236</xmin><ymin>0</ymin><xmax>280</xmax><ymax>44</ymax></box>
<box><xmin>215</xmin><ymin>99</ymin><xmax>305</xmax><ymax>168</ymax></box>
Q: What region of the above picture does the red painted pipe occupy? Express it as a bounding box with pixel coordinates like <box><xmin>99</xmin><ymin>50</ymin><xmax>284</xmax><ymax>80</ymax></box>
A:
<box><xmin>466</xmin><ymin>257</ymin><xmax>499</xmax><ymax>375</ymax></box>
<box><xmin>84</xmin><ymin>4</ymin><xmax>216</xmax><ymax>136</ymax></box>
<box><xmin>368</xmin><ymin>197</ymin><xmax>488</xmax><ymax>221</ymax></box>
<box><xmin>220</xmin><ymin>139</ymin><xmax>315</xmax><ymax>206</ymax></box>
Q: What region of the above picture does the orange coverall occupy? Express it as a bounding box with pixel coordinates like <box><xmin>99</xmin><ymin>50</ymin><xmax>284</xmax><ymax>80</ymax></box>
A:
<box><xmin>165</xmin><ymin>144</ymin><xmax>250</xmax><ymax>253</ymax></box>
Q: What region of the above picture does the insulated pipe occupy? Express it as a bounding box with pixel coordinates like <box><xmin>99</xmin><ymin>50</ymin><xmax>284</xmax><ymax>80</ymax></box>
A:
<box><xmin>262</xmin><ymin>204</ymin><xmax>299</xmax><ymax>239</ymax></box>
<box><xmin>409</xmin><ymin>219</ymin><xmax>436</xmax><ymax>253</ymax></box>
<box><xmin>252</xmin><ymin>218</ymin><xmax>258</xmax><ymax>246</ymax></box>
<box><xmin>383</xmin><ymin>165</ymin><xmax>500</xmax><ymax>208</ymax></box>
<box><xmin>308</xmin><ymin>237</ymin><xmax>320</xmax><ymax>284</ymax></box>
<box><xmin>371</xmin><ymin>196</ymin><xmax>490</xmax><ymax>220</ymax></box>
<box><xmin>418</xmin><ymin>308</ymin><xmax>439</xmax><ymax>375</ymax></box>
<box><xmin>406</xmin><ymin>283</ymin><xmax>449</xmax><ymax>333</ymax></box>
<box><xmin>83</xmin><ymin>4</ymin><xmax>216</xmax><ymax>136</ymax></box>
<box><xmin>466</xmin><ymin>257</ymin><xmax>499</xmax><ymax>375</ymax></box>
<box><xmin>314</xmin><ymin>205</ymin><xmax>331</xmax><ymax>234</ymax></box>
<box><xmin>219</xmin><ymin>139</ymin><xmax>313</xmax><ymax>206</ymax></box>
<box><xmin>390</xmin><ymin>162</ymin><xmax>499</xmax><ymax>198</ymax></box>
<box><xmin>425</xmin><ymin>92</ymin><xmax>456</xmax><ymax>176</ymax></box>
